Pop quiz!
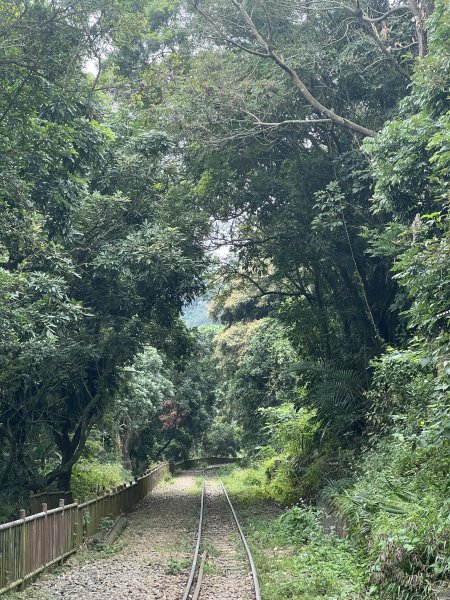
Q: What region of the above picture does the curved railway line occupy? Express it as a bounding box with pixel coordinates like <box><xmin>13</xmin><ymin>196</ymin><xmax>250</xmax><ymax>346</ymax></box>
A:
<box><xmin>181</xmin><ymin>469</ymin><xmax>261</xmax><ymax>600</ymax></box>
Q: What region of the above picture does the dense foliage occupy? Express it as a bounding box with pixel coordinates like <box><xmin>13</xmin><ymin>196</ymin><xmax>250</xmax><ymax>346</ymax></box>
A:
<box><xmin>0</xmin><ymin>0</ymin><xmax>210</xmax><ymax>502</ymax></box>
<box><xmin>1</xmin><ymin>0</ymin><xmax>449</xmax><ymax>596</ymax></box>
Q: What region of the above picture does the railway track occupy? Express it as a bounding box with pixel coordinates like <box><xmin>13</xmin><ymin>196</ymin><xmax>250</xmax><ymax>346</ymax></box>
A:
<box><xmin>181</xmin><ymin>473</ymin><xmax>261</xmax><ymax>600</ymax></box>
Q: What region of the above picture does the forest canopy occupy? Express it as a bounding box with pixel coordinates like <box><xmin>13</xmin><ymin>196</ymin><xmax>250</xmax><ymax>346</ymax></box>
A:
<box><xmin>0</xmin><ymin>0</ymin><xmax>449</xmax><ymax>596</ymax></box>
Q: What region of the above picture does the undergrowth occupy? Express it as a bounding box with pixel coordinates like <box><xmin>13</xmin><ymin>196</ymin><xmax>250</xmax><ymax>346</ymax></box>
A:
<box><xmin>71</xmin><ymin>458</ymin><xmax>131</xmax><ymax>500</ymax></box>
<box><xmin>329</xmin><ymin>441</ymin><xmax>450</xmax><ymax>599</ymax></box>
<box><xmin>219</xmin><ymin>464</ymin><xmax>269</xmax><ymax>502</ymax></box>
<box><xmin>164</xmin><ymin>557</ymin><xmax>190</xmax><ymax>575</ymax></box>
<box><xmin>221</xmin><ymin>466</ymin><xmax>370</xmax><ymax>599</ymax></box>
<box><xmin>222</xmin><ymin>441</ymin><xmax>450</xmax><ymax>600</ymax></box>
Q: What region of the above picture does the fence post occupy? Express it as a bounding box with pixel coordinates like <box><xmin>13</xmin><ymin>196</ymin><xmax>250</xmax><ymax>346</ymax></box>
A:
<box><xmin>105</xmin><ymin>489</ymin><xmax>110</xmax><ymax>520</ymax></box>
<box><xmin>18</xmin><ymin>509</ymin><xmax>26</xmax><ymax>590</ymax></box>
<box><xmin>73</xmin><ymin>500</ymin><xmax>79</xmax><ymax>548</ymax></box>
<box><xmin>82</xmin><ymin>497</ymin><xmax>88</xmax><ymax>540</ymax></box>
<box><xmin>58</xmin><ymin>500</ymin><xmax>65</xmax><ymax>565</ymax></box>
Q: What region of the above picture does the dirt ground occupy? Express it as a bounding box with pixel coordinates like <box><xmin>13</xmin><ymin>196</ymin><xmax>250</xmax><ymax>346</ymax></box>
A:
<box><xmin>7</xmin><ymin>473</ymin><xmax>200</xmax><ymax>600</ymax></box>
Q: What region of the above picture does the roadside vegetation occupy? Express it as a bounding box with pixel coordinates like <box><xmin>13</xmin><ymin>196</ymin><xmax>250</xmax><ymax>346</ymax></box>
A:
<box><xmin>223</xmin><ymin>450</ymin><xmax>450</xmax><ymax>598</ymax></box>
<box><xmin>221</xmin><ymin>465</ymin><xmax>369</xmax><ymax>599</ymax></box>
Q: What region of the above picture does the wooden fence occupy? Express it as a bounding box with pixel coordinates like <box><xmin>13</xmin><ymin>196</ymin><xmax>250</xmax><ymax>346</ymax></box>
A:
<box><xmin>175</xmin><ymin>456</ymin><xmax>239</xmax><ymax>470</ymax></box>
<box><xmin>0</xmin><ymin>462</ymin><xmax>169</xmax><ymax>595</ymax></box>
<box><xmin>30</xmin><ymin>491</ymin><xmax>73</xmax><ymax>514</ymax></box>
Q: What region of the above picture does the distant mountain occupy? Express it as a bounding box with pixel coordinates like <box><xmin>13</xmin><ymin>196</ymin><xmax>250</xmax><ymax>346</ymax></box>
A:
<box><xmin>182</xmin><ymin>296</ymin><xmax>217</xmax><ymax>328</ymax></box>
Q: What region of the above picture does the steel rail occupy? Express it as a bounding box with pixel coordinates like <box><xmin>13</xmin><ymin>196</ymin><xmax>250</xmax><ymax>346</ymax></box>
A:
<box><xmin>180</xmin><ymin>480</ymin><xmax>205</xmax><ymax>600</ymax></box>
<box><xmin>181</xmin><ymin>471</ymin><xmax>261</xmax><ymax>600</ymax></box>
<box><xmin>220</xmin><ymin>479</ymin><xmax>262</xmax><ymax>600</ymax></box>
<box><xmin>191</xmin><ymin>551</ymin><xmax>207</xmax><ymax>600</ymax></box>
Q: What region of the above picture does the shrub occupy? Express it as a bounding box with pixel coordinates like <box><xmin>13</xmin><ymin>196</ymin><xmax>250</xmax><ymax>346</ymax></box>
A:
<box><xmin>278</xmin><ymin>505</ymin><xmax>322</xmax><ymax>544</ymax></box>
<box><xmin>71</xmin><ymin>459</ymin><xmax>131</xmax><ymax>500</ymax></box>
<box><xmin>201</xmin><ymin>416</ymin><xmax>242</xmax><ymax>457</ymax></box>
<box><xmin>246</xmin><ymin>505</ymin><xmax>369</xmax><ymax>599</ymax></box>
<box><xmin>0</xmin><ymin>490</ymin><xmax>27</xmax><ymax>524</ymax></box>
<box><xmin>331</xmin><ymin>440</ymin><xmax>450</xmax><ymax>598</ymax></box>
<box><xmin>219</xmin><ymin>464</ymin><xmax>270</xmax><ymax>502</ymax></box>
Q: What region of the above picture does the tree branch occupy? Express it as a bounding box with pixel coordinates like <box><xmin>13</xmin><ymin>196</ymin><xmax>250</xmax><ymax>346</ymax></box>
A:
<box><xmin>191</xmin><ymin>0</ymin><xmax>270</xmax><ymax>57</ymax></box>
<box><xmin>266</xmin><ymin>49</ymin><xmax>376</xmax><ymax>137</ymax></box>
<box><xmin>359</xmin><ymin>4</ymin><xmax>411</xmax><ymax>23</ymax></box>
<box><xmin>357</xmin><ymin>17</ymin><xmax>411</xmax><ymax>80</ymax></box>
<box><xmin>241</xmin><ymin>109</ymin><xmax>332</xmax><ymax>127</ymax></box>
<box><xmin>214</xmin><ymin>1</ymin><xmax>378</xmax><ymax>137</ymax></box>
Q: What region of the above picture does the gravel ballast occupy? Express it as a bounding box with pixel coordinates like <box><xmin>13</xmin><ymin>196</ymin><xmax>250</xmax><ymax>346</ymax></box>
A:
<box><xmin>11</xmin><ymin>473</ymin><xmax>200</xmax><ymax>600</ymax></box>
<box><xmin>197</xmin><ymin>478</ymin><xmax>254</xmax><ymax>600</ymax></box>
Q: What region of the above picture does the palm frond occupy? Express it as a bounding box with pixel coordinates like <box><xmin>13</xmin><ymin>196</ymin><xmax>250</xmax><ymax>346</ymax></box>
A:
<box><xmin>290</xmin><ymin>359</ymin><xmax>368</xmax><ymax>435</ymax></box>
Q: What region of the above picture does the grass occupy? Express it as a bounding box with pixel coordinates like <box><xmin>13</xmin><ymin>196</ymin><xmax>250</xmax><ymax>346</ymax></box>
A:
<box><xmin>3</xmin><ymin>590</ymin><xmax>56</xmax><ymax>600</ymax></box>
<box><xmin>331</xmin><ymin>441</ymin><xmax>450</xmax><ymax>599</ymax></box>
<box><xmin>203</xmin><ymin>559</ymin><xmax>218</xmax><ymax>575</ymax></box>
<box><xmin>247</xmin><ymin>519</ymin><xmax>369</xmax><ymax>600</ymax></box>
<box><xmin>189</xmin><ymin>476</ymin><xmax>205</xmax><ymax>495</ymax></box>
<box><xmin>201</xmin><ymin>541</ymin><xmax>220</xmax><ymax>557</ymax></box>
<box><xmin>92</xmin><ymin>542</ymin><xmax>125</xmax><ymax>556</ymax></box>
<box><xmin>164</xmin><ymin>557</ymin><xmax>191</xmax><ymax>575</ymax></box>
<box><xmin>219</xmin><ymin>464</ymin><xmax>269</xmax><ymax>503</ymax></box>
<box><xmin>221</xmin><ymin>465</ymin><xmax>370</xmax><ymax>600</ymax></box>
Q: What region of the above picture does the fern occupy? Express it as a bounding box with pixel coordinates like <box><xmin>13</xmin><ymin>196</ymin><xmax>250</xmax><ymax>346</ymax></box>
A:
<box><xmin>291</xmin><ymin>359</ymin><xmax>368</xmax><ymax>436</ymax></box>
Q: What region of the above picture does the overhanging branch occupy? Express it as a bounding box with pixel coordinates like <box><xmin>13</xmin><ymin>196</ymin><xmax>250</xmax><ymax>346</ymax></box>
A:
<box><xmin>192</xmin><ymin>0</ymin><xmax>377</xmax><ymax>138</ymax></box>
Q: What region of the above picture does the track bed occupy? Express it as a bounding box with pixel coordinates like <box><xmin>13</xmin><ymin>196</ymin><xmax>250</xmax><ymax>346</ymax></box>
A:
<box><xmin>182</xmin><ymin>475</ymin><xmax>259</xmax><ymax>600</ymax></box>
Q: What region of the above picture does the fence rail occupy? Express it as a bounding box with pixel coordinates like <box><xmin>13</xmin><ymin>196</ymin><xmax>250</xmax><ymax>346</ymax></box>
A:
<box><xmin>175</xmin><ymin>456</ymin><xmax>239</xmax><ymax>470</ymax></box>
<box><xmin>30</xmin><ymin>491</ymin><xmax>73</xmax><ymax>514</ymax></box>
<box><xmin>0</xmin><ymin>462</ymin><xmax>169</xmax><ymax>595</ymax></box>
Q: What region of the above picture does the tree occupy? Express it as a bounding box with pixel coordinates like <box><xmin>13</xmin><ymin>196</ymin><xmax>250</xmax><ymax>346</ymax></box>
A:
<box><xmin>149</xmin><ymin>0</ymin><xmax>412</xmax><ymax>368</ymax></box>
<box><xmin>107</xmin><ymin>346</ymin><xmax>174</xmax><ymax>471</ymax></box>
<box><xmin>0</xmin><ymin>0</ymin><xmax>210</xmax><ymax>492</ymax></box>
<box><xmin>187</xmin><ymin>0</ymin><xmax>428</xmax><ymax>137</ymax></box>
<box><xmin>214</xmin><ymin>312</ymin><xmax>300</xmax><ymax>449</ymax></box>
<box><xmin>362</xmin><ymin>0</ymin><xmax>450</xmax><ymax>449</ymax></box>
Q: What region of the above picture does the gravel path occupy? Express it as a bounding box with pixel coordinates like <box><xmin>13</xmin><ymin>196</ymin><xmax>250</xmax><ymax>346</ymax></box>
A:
<box><xmin>13</xmin><ymin>473</ymin><xmax>199</xmax><ymax>600</ymax></box>
<box><xmin>198</xmin><ymin>479</ymin><xmax>254</xmax><ymax>600</ymax></box>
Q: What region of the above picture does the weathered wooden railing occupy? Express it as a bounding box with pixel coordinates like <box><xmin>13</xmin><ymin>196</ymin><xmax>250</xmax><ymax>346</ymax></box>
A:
<box><xmin>175</xmin><ymin>456</ymin><xmax>239</xmax><ymax>470</ymax></box>
<box><xmin>0</xmin><ymin>462</ymin><xmax>169</xmax><ymax>595</ymax></box>
<box><xmin>30</xmin><ymin>490</ymin><xmax>73</xmax><ymax>514</ymax></box>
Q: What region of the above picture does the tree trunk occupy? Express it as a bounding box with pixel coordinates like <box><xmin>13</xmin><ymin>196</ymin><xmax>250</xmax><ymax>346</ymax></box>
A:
<box><xmin>409</xmin><ymin>0</ymin><xmax>434</xmax><ymax>57</ymax></box>
<box><xmin>57</xmin><ymin>466</ymin><xmax>73</xmax><ymax>492</ymax></box>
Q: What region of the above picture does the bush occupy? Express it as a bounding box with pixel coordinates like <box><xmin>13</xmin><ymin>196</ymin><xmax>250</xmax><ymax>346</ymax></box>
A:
<box><xmin>220</xmin><ymin>464</ymin><xmax>270</xmax><ymax>502</ymax></box>
<box><xmin>222</xmin><ymin>465</ymin><xmax>369</xmax><ymax>598</ymax></box>
<box><xmin>71</xmin><ymin>459</ymin><xmax>131</xmax><ymax>500</ymax></box>
<box><xmin>242</xmin><ymin>501</ymin><xmax>368</xmax><ymax>599</ymax></box>
<box><xmin>0</xmin><ymin>489</ymin><xmax>28</xmax><ymax>524</ymax></box>
<box><xmin>331</xmin><ymin>441</ymin><xmax>450</xmax><ymax>599</ymax></box>
<box><xmin>278</xmin><ymin>505</ymin><xmax>322</xmax><ymax>544</ymax></box>
<box><xmin>202</xmin><ymin>416</ymin><xmax>242</xmax><ymax>457</ymax></box>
